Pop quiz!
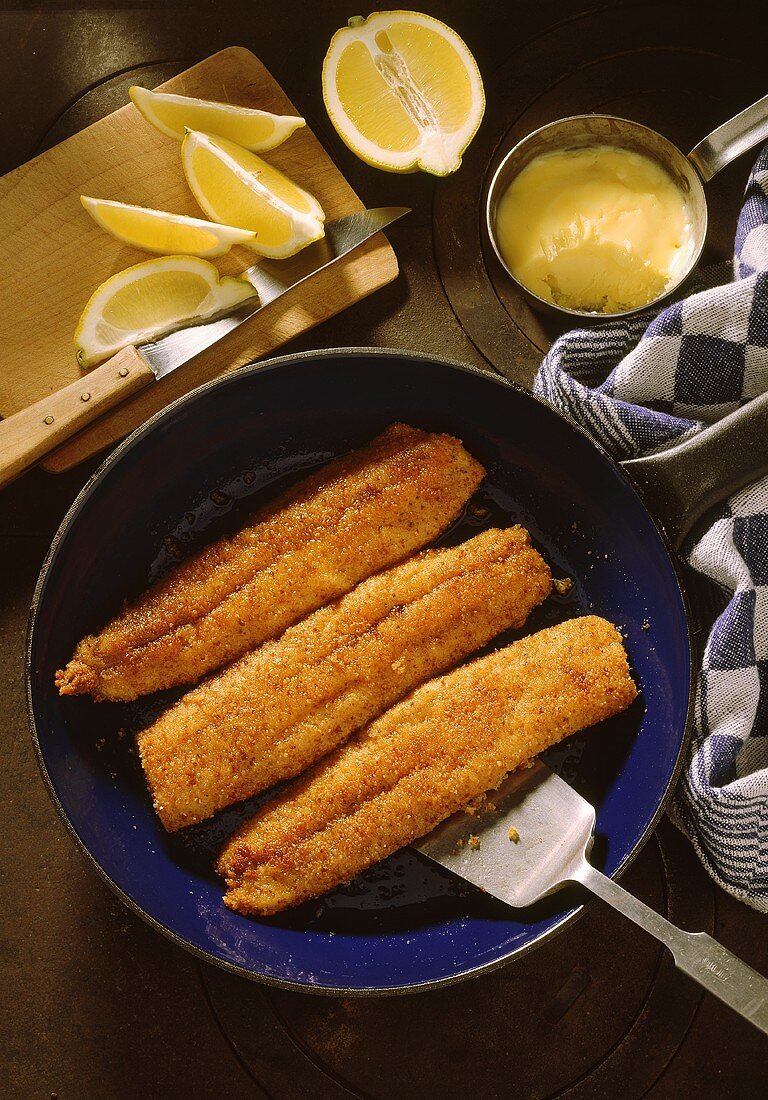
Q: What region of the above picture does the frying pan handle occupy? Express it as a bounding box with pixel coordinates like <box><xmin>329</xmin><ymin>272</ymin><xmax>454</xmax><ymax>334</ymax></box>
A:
<box><xmin>620</xmin><ymin>391</ymin><xmax>768</xmax><ymax>549</ymax></box>
<box><xmin>688</xmin><ymin>93</ymin><xmax>768</xmax><ymax>181</ymax></box>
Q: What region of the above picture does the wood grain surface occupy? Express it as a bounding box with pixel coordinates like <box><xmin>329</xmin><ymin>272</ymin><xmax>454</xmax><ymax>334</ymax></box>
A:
<box><xmin>0</xmin><ymin>46</ymin><xmax>398</xmax><ymax>472</ymax></box>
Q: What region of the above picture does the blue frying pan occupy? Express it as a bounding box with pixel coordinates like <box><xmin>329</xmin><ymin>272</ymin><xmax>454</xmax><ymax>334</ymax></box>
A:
<box><xmin>26</xmin><ymin>349</ymin><xmax>766</xmax><ymax>994</ymax></box>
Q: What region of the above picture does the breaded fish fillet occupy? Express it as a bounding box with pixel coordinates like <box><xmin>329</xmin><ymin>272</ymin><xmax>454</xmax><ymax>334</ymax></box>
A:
<box><xmin>138</xmin><ymin>526</ymin><xmax>552</xmax><ymax>831</ymax></box>
<box><xmin>218</xmin><ymin>615</ymin><xmax>637</xmax><ymax>916</ymax></box>
<box><xmin>55</xmin><ymin>424</ymin><xmax>483</xmax><ymax>702</ymax></box>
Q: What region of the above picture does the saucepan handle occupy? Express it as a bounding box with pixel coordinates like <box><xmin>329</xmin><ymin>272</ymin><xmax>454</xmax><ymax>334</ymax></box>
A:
<box><xmin>688</xmin><ymin>93</ymin><xmax>768</xmax><ymax>182</ymax></box>
<box><xmin>620</xmin><ymin>390</ymin><xmax>768</xmax><ymax>550</ymax></box>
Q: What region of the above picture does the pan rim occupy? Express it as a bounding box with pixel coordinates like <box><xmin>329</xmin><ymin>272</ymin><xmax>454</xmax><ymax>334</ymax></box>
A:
<box><xmin>25</xmin><ymin>346</ymin><xmax>696</xmax><ymax>996</ymax></box>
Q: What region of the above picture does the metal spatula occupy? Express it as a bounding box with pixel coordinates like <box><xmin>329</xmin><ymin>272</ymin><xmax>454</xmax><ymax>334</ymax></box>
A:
<box><xmin>416</xmin><ymin>761</ymin><xmax>768</xmax><ymax>1037</ymax></box>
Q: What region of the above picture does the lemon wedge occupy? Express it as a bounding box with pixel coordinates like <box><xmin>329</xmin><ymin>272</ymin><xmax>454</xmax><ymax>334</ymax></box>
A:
<box><xmin>130</xmin><ymin>85</ymin><xmax>305</xmax><ymax>152</ymax></box>
<box><xmin>322</xmin><ymin>11</ymin><xmax>484</xmax><ymax>176</ymax></box>
<box><xmin>74</xmin><ymin>256</ymin><xmax>257</xmax><ymax>367</ymax></box>
<box><xmin>181</xmin><ymin>130</ymin><xmax>325</xmax><ymax>258</ymax></box>
<box><xmin>81</xmin><ymin>196</ymin><xmax>257</xmax><ymax>257</ymax></box>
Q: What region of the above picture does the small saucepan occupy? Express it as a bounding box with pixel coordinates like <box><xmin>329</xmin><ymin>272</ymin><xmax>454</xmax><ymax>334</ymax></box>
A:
<box><xmin>486</xmin><ymin>94</ymin><xmax>768</xmax><ymax>320</ymax></box>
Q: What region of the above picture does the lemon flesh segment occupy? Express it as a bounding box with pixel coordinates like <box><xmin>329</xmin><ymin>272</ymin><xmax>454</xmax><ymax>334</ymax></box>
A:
<box><xmin>81</xmin><ymin>196</ymin><xmax>257</xmax><ymax>257</ymax></box>
<box><xmin>323</xmin><ymin>11</ymin><xmax>484</xmax><ymax>175</ymax></box>
<box><xmin>182</xmin><ymin>131</ymin><xmax>325</xmax><ymax>259</ymax></box>
<box><xmin>74</xmin><ymin>256</ymin><xmax>257</xmax><ymax>367</ymax></box>
<box><xmin>129</xmin><ymin>85</ymin><xmax>305</xmax><ymax>152</ymax></box>
<box><xmin>336</xmin><ymin>41</ymin><xmax>421</xmax><ymax>153</ymax></box>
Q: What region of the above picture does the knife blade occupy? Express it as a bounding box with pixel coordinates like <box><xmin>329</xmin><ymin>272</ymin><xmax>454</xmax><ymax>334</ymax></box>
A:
<box><xmin>140</xmin><ymin>206</ymin><xmax>410</xmax><ymax>379</ymax></box>
<box><xmin>0</xmin><ymin>206</ymin><xmax>409</xmax><ymax>490</ymax></box>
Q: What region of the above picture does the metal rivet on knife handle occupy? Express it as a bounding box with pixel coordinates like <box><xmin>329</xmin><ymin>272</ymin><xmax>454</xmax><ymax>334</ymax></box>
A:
<box><xmin>118</xmin><ymin>367</ymin><xmax>129</xmax><ymax>378</ymax></box>
<box><xmin>80</xmin><ymin>392</ymin><xmax>91</xmax><ymax>402</ymax></box>
<box><xmin>43</xmin><ymin>415</ymin><xmax>54</xmax><ymax>425</ymax></box>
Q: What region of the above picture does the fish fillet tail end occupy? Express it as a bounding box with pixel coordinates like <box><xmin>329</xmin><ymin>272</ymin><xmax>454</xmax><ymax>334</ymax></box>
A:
<box><xmin>54</xmin><ymin>658</ymin><xmax>99</xmax><ymax>697</ymax></box>
<box><xmin>219</xmin><ymin>857</ymin><xmax>296</xmax><ymax>918</ymax></box>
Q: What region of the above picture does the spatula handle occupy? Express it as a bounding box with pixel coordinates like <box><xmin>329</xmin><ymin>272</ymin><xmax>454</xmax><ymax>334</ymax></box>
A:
<box><xmin>0</xmin><ymin>347</ymin><xmax>154</xmax><ymax>490</ymax></box>
<box><xmin>576</xmin><ymin>861</ymin><xmax>768</xmax><ymax>1037</ymax></box>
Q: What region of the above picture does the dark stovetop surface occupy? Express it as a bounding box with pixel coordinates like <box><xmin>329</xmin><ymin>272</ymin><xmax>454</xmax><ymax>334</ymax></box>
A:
<box><xmin>2</xmin><ymin>2</ymin><xmax>767</xmax><ymax>1097</ymax></box>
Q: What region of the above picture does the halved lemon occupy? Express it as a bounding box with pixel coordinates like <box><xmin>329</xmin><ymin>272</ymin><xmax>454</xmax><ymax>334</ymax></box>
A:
<box><xmin>130</xmin><ymin>85</ymin><xmax>305</xmax><ymax>152</ymax></box>
<box><xmin>322</xmin><ymin>11</ymin><xmax>485</xmax><ymax>176</ymax></box>
<box><xmin>74</xmin><ymin>256</ymin><xmax>257</xmax><ymax>367</ymax></box>
<box><xmin>81</xmin><ymin>196</ymin><xmax>257</xmax><ymax>257</ymax></box>
<box><xmin>181</xmin><ymin>130</ymin><xmax>325</xmax><ymax>259</ymax></box>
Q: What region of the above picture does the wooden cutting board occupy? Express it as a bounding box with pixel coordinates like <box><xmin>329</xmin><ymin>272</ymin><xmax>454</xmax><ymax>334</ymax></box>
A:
<box><xmin>0</xmin><ymin>47</ymin><xmax>399</xmax><ymax>473</ymax></box>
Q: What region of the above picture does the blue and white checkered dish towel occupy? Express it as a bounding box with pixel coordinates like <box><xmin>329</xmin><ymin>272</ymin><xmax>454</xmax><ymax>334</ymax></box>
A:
<box><xmin>534</xmin><ymin>144</ymin><xmax>768</xmax><ymax>911</ymax></box>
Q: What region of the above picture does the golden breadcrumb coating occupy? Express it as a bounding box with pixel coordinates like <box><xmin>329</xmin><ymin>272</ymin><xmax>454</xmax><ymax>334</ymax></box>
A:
<box><xmin>55</xmin><ymin>423</ymin><xmax>483</xmax><ymax>702</ymax></box>
<box><xmin>218</xmin><ymin>615</ymin><xmax>637</xmax><ymax>916</ymax></box>
<box><xmin>139</xmin><ymin>526</ymin><xmax>552</xmax><ymax>830</ymax></box>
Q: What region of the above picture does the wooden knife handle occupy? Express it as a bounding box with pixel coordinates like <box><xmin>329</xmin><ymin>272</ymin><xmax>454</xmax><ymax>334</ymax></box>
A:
<box><xmin>0</xmin><ymin>346</ymin><xmax>155</xmax><ymax>490</ymax></box>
